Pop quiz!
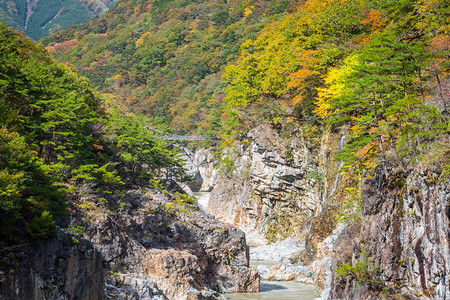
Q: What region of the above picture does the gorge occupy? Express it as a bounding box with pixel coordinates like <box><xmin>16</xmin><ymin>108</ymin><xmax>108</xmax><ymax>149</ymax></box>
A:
<box><xmin>0</xmin><ymin>0</ymin><xmax>449</xmax><ymax>299</ymax></box>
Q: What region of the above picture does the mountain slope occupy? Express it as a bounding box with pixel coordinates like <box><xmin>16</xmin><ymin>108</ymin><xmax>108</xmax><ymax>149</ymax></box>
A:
<box><xmin>0</xmin><ymin>0</ymin><xmax>118</xmax><ymax>40</ymax></box>
<box><xmin>43</xmin><ymin>0</ymin><xmax>297</xmax><ymax>134</ymax></box>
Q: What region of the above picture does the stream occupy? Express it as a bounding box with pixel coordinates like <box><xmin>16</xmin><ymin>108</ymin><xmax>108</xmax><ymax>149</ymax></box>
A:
<box><xmin>193</xmin><ymin>192</ymin><xmax>317</xmax><ymax>300</ymax></box>
<box><xmin>226</xmin><ymin>261</ymin><xmax>316</xmax><ymax>300</ymax></box>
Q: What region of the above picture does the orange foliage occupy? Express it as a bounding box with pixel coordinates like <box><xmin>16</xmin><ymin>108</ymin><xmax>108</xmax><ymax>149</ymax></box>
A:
<box><xmin>355</xmin><ymin>141</ymin><xmax>377</xmax><ymax>159</ymax></box>
<box><xmin>360</xmin><ymin>9</ymin><xmax>387</xmax><ymax>31</ymax></box>
<box><xmin>287</xmin><ymin>50</ymin><xmax>320</xmax><ymax>104</ymax></box>
<box><xmin>93</xmin><ymin>144</ymin><xmax>104</xmax><ymax>150</ymax></box>
<box><xmin>431</xmin><ymin>34</ymin><xmax>450</xmax><ymax>51</ymax></box>
<box><xmin>46</xmin><ymin>39</ymin><xmax>78</xmax><ymax>55</ymax></box>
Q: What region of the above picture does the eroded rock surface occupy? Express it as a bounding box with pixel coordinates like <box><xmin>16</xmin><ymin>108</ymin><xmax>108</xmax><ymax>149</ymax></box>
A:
<box><xmin>209</xmin><ymin>124</ymin><xmax>322</xmax><ymax>245</ymax></box>
<box><xmin>0</xmin><ymin>233</ymin><xmax>104</xmax><ymax>300</ymax></box>
<box><xmin>321</xmin><ymin>166</ymin><xmax>450</xmax><ymax>299</ymax></box>
<box><xmin>250</xmin><ymin>238</ymin><xmax>305</xmax><ymax>263</ymax></box>
<box><xmin>74</xmin><ymin>190</ymin><xmax>259</xmax><ymax>300</ymax></box>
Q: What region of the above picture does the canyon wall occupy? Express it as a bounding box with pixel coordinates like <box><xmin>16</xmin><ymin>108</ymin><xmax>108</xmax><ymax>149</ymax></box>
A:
<box><xmin>316</xmin><ymin>166</ymin><xmax>449</xmax><ymax>299</ymax></box>
<box><xmin>201</xmin><ymin>124</ymin><xmax>342</xmax><ymax>254</ymax></box>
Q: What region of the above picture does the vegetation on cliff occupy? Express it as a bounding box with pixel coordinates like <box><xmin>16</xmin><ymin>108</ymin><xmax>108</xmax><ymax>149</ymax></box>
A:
<box><xmin>224</xmin><ymin>0</ymin><xmax>448</xmax><ymax>171</ymax></box>
<box><xmin>0</xmin><ymin>24</ymin><xmax>180</xmax><ymax>241</ymax></box>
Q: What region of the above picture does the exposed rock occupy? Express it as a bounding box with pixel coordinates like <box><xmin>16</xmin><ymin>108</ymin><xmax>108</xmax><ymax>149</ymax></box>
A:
<box><xmin>208</xmin><ymin>176</ymin><xmax>266</xmax><ymax>245</ymax></box>
<box><xmin>0</xmin><ymin>233</ymin><xmax>104</xmax><ymax>300</ymax></box>
<box><xmin>183</xmin><ymin>148</ymin><xmax>217</xmax><ymax>192</ymax></box>
<box><xmin>250</xmin><ymin>238</ymin><xmax>305</xmax><ymax>263</ymax></box>
<box><xmin>325</xmin><ymin>166</ymin><xmax>450</xmax><ymax>299</ymax></box>
<box><xmin>312</xmin><ymin>222</ymin><xmax>351</xmax><ymax>300</ymax></box>
<box><xmin>256</xmin><ymin>263</ymin><xmax>315</xmax><ymax>284</ymax></box>
<box><xmin>360</xmin><ymin>166</ymin><xmax>385</xmax><ymax>215</ymax></box>
<box><xmin>105</xmin><ymin>273</ymin><xmax>166</xmax><ymax>300</ymax></box>
<box><xmin>73</xmin><ymin>189</ymin><xmax>259</xmax><ymax>300</ymax></box>
<box><xmin>209</xmin><ymin>124</ymin><xmax>322</xmax><ymax>245</ymax></box>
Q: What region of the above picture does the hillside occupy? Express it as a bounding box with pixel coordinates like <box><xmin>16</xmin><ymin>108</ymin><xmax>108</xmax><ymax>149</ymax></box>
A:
<box><xmin>1</xmin><ymin>0</ymin><xmax>449</xmax><ymax>299</ymax></box>
<box><xmin>0</xmin><ymin>0</ymin><xmax>118</xmax><ymax>40</ymax></box>
<box><xmin>0</xmin><ymin>23</ymin><xmax>180</xmax><ymax>241</ymax></box>
<box><xmin>43</xmin><ymin>0</ymin><xmax>297</xmax><ymax>134</ymax></box>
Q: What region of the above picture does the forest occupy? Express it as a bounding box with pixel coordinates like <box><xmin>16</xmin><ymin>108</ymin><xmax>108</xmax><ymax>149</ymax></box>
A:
<box><xmin>0</xmin><ymin>0</ymin><xmax>449</xmax><ymax>299</ymax></box>
<box><xmin>0</xmin><ymin>23</ymin><xmax>181</xmax><ymax>240</ymax></box>
<box><xmin>0</xmin><ymin>0</ymin><xmax>118</xmax><ymax>41</ymax></box>
<box><xmin>44</xmin><ymin>0</ymin><xmax>449</xmax><ymax>177</ymax></box>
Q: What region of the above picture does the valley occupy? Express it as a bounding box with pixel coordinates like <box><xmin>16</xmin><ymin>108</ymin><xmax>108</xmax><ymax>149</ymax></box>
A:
<box><xmin>0</xmin><ymin>0</ymin><xmax>449</xmax><ymax>299</ymax></box>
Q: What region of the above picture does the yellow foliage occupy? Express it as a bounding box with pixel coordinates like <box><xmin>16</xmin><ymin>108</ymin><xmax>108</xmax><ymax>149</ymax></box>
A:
<box><xmin>135</xmin><ymin>32</ymin><xmax>151</xmax><ymax>48</ymax></box>
<box><xmin>244</xmin><ymin>6</ymin><xmax>254</xmax><ymax>17</ymax></box>
<box><xmin>313</xmin><ymin>54</ymin><xmax>360</xmax><ymax>119</ymax></box>
<box><xmin>356</xmin><ymin>141</ymin><xmax>377</xmax><ymax>158</ymax></box>
<box><xmin>351</xmin><ymin>124</ymin><xmax>366</xmax><ymax>133</ymax></box>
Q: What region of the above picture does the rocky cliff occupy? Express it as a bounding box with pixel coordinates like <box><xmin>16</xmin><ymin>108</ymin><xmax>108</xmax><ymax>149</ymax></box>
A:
<box><xmin>316</xmin><ymin>165</ymin><xmax>450</xmax><ymax>299</ymax></box>
<box><xmin>69</xmin><ymin>188</ymin><xmax>259</xmax><ymax>300</ymax></box>
<box><xmin>0</xmin><ymin>187</ymin><xmax>259</xmax><ymax>300</ymax></box>
<box><xmin>207</xmin><ymin>123</ymin><xmax>340</xmax><ymax>251</ymax></box>
<box><xmin>0</xmin><ymin>233</ymin><xmax>104</xmax><ymax>300</ymax></box>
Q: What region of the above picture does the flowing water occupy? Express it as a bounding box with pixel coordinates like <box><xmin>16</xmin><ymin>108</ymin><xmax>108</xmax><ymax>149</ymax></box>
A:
<box><xmin>225</xmin><ymin>281</ymin><xmax>316</xmax><ymax>300</ymax></box>
<box><xmin>225</xmin><ymin>261</ymin><xmax>316</xmax><ymax>300</ymax></box>
<box><xmin>193</xmin><ymin>193</ymin><xmax>316</xmax><ymax>300</ymax></box>
<box><xmin>193</xmin><ymin>191</ymin><xmax>211</xmax><ymax>212</ymax></box>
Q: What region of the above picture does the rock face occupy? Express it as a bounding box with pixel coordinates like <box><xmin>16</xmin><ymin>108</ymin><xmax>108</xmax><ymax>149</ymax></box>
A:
<box><xmin>0</xmin><ymin>233</ymin><xmax>104</xmax><ymax>300</ymax></box>
<box><xmin>183</xmin><ymin>148</ymin><xmax>217</xmax><ymax>192</ymax></box>
<box><xmin>320</xmin><ymin>166</ymin><xmax>450</xmax><ymax>299</ymax></box>
<box><xmin>250</xmin><ymin>238</ymin><xmax>305</xmax><ymax>263</ymax></box>
<box><xmin>73</xmin><ymin>189</ymin><xmax>259</xmax><ymax>300</ymax></box>
<box><xmin>209</xmin><ymin>124</ymin><xmax>322</xmax><ymax>245</ymax></box>
<box><xmin>0</xmin><ymin>181</ymin><xmax>259</xmax><ymax>300</ymax></box>
<box><xmin>256</xmin><ymin>263</ymin><xmax>315</xmax><ymax>284</ymax></box>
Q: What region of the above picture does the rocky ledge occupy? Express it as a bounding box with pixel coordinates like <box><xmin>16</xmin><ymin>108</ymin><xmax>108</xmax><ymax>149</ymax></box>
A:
<box><xmin>0</xmin><ymin>187</ymin><xmax>259</xmax><ymax>300</ymax></box>
<box><xmin>315</xmin><ymin>165</ymin><xmax>450</xmax><ymax>299</ymax></box>
<box><xmin>72</xmin><ymin>189</ymin><xmax>259</xmax><ymax>300</ymax></box>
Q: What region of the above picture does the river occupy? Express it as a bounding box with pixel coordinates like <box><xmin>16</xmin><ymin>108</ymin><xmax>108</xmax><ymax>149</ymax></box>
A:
<box><xmin>225</xmin><ymin>280</ymin><xmax>316</xmax><ymax>300</ymax></box>
<box><xmin>193</xmin><ymin>192</ymin><xmax>317</xmax><ymax>300</ymax></box>
<box><xmin>224</xmin><ymin>260</ymin><xmax>316</xmax><ymax>300</ymax></box>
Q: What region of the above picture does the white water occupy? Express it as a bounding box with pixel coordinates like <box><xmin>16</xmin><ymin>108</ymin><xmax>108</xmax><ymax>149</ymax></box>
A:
<box><xmin>193</xmin><ymin>191</ymin><xmax>211</xmax><ymax>212</ymax></box>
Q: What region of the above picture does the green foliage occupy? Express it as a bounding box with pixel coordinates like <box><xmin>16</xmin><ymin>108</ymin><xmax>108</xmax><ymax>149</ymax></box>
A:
<box><xmin>0</xmin><ymin>0</ymin><xmax>118</xmax><ymax>40</ymax></box>
<box><xmin>0</xmin><ymin>128</ymin><xmax>64</xmax><ymax>230</ymax></box>
<box><xmin>25</xmin><ymin>210</ymin><xmax>58</xmax><ymax>239</ymax></box>
<box><xmin>321</xmin><ymin>27</ymin><xmax>448</xmax><ymax>171</ymax></box>
<box><xmin>65</xmin><ymin>225</ymin><xmax>85</xmax><ymax>244</ymax></box>
<box><xmin>102</xmin><ymin>109</ymin><xmax>183</xmax><ymax>185</ymax></box>
<box><xmin>164</xmin><ymin>192</ymin><xmax>197</xmax><ymax>215</ymax></box>
<box><xmin>336</xmin><ymin>261</ymin><xmax>386</xmax><ymax>291</ymax></box>
<box><xmin>45</xmin><ymin>0</ymin><xmax>297</xmax><ymax>134</ymax></box>
<box><xmin>0</xmin><ymin>24</ymin><xmax>185</xmax><ymax>241</ymax></box>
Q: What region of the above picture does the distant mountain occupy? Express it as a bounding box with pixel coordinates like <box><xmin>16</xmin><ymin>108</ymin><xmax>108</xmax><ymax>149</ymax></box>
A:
<box><xmin>0</xmin><ymin>0</ymin><xmax>119</xmax><ymax>40</ymax></box>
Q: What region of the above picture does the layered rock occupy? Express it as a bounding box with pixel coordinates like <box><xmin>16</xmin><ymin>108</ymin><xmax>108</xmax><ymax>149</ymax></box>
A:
<box><xmin>183</xmin><ymin>148</ymin><xmax>217</xmax><ymax>192</ymax></box>
<box><xmin>209</xmin><ymin>124</ymin><xmax>322</xmax><ymax>245</ymax></box>
<box><xmin>318</xmin><ymin>166</ymin><xmax>450</xmax><ymax>299</ymax></box>
<box><xmin>73</xmin><ymin>189</ymin><xmax>259</xmax><ymax>300</ymax></box>
<box><xmin>0</xmin><ymin>233</ymin><xmax>104</xmax><ymax>300</ymax></box>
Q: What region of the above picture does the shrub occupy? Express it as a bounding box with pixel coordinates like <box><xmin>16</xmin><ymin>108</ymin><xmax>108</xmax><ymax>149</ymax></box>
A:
<box><xmin>26</xmin><ymin>211</ymin><xmax>58</xmax><ymax>239</ymax></box>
